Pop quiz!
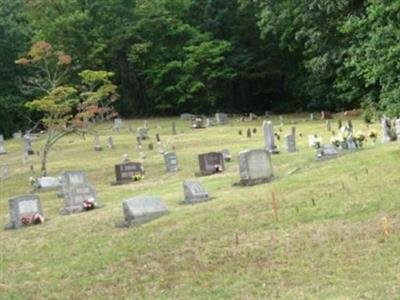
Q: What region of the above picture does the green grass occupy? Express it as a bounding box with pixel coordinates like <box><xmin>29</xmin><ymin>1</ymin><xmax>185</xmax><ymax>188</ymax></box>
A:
<box><xmin>1</xmin><ymin>115</ymin><xmax>399</xmax><ymax>299</ymax></box>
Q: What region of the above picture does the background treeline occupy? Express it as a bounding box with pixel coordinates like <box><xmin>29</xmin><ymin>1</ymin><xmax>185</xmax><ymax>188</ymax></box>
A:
<box><xmin>1</xmin><ymin>0</ymin><xmax>399</xmax><ymax>136</ymax></box>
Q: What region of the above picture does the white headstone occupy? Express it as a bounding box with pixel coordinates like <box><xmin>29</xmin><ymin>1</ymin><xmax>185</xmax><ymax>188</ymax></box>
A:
<box><xmin>262</xmin><ymin>121</ymin><xmax>279</xmax><ymax>153</ymax></box>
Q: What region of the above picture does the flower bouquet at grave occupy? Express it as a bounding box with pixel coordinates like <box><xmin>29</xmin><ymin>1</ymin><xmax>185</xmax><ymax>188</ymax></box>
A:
<box><xmin>330</xmin><ymin>136</ymin><xmax>342</xmax><ymax>148</ymax></box>
<box><xmin>133</xmin><ymin>173</ymin><xmax>144</xmax><ymax>181</ymax></box>
<box><xmin>82</xmin><ymin>197</ymin><xmax>97</xmax><ymax>210</ymax></box>
<box><xmin>354</xmin><ymin>131</ymin><xmax>366</xmax><ymax>148</ymax></box>
<box><xmin>368</xmin><ymin>129</ymin><xmax>378</xmax><ymax>144</ymax></box>
<box><xmin>311</xmin><ymin>137</ymin><xmax>322</xmax><ymax>149</ymax></box>
<box><xmin>20</xmin><ymin>213</ymin><xmax>45</xmax><ymax>226</ymax></box>
<box><xmin>214</xmin><ymin>164</ymin><xmax>223</xmax><ymax>172</ymax></box>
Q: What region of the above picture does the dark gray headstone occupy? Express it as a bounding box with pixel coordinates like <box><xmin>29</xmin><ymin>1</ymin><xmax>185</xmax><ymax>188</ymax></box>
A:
<box><xmin>5</xmin><ymin>195</ymin><xmax>44</xmax><ymax>229</ymax></box>
<box><xmin>164</xmin><ymin>152</ymin><xmax>179</xmax><ymax>172</ymax></box>
<box><xmin>197</xmin><ymin>152</ymin><xmax>225</xmax><ymax>176</ymax></box>
<box><xmin>122</xmin><ymin>197</ymin><xmax>168</xmax><ymax>226</ymax></box>
<box><xmin>114</xmin><ymin>162</ymin><xmax>144</xmax><ymax>184</ymax></box>
<box><xmin>238</xmin><ymin>149</ymin><xmax>273</xmax><ymax>186</ymax></box>
<box><xmin>181</xmin><ymin>181</ymin><xmax>209</xmax><ymax>204</ymax></box>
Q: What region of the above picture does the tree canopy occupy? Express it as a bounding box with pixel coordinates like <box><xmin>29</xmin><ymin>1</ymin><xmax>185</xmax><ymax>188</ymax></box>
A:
<box><xmin>1</xmin><ymin>0</ymin><xmax>400</xmax><ymax>135</ymax></box>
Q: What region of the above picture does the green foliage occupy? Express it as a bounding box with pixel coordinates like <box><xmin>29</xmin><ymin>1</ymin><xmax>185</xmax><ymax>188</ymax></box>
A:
<box><xmin>1</xmin><ymin>0</ymin><xmax>400</xmax><ymax>129</ymax></box>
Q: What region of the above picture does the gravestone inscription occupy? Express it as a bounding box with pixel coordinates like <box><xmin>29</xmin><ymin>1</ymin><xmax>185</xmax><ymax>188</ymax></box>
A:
<box><xmin>5</xmin><ymin>195</ymin><xmax>44</xmax><ymax>229</ymax></box>
<box><xmin>238</xmin><ymin>149</ymin><xmax>273</xmax><ymax>186</ymax></box>
<box><xmin>114</xmin><ymin>162</ymin><xmax>144</xmax><ymax>184</ymax></box>
<box><xmin>181</xmin><ymin>181</ymin><xmax>210</xmax><ymax>204</ymax></box>
<box><xmin>196</xmin><ymin>152</ymin><xmax>225</xmax><ymax>176</ymax></box>
<box><xmin>164</xmin><ymin>152</ymin><xmax>179</xmax><ymax>172</ymax></box>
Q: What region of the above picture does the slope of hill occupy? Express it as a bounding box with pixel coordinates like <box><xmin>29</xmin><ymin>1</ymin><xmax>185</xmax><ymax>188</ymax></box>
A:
<box><xmin>1</xmin><ymin>115</ymin><xmax>399</xmax><ymax>299</ymax></box>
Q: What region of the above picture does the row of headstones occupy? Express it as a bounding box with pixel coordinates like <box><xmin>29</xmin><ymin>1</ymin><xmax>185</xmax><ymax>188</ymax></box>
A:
<box><xmin>5</xmin><ymin>148</ymin><xmax>275</xmax><ymax>229</ymax></box>
<box><xmin>180</xmin><ymin>113</ymin><xmax>229</xmax><ymax>129</ymax></box>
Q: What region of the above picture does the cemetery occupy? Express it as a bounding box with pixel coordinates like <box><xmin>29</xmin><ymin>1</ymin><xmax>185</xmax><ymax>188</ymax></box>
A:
<box><xmin>1</xmin><ymin>113</ymin><xmax>399</xmax><ymax>299</ymax></box>
<box><xmin>2</xmin><ymin>2</ymin><xmax>400</xmax><ymax>297</ymax></box>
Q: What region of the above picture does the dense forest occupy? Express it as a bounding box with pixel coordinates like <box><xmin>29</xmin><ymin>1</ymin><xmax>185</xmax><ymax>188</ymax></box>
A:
<box><xmin>1</xmin><ymin>0</ymin><xmax>399</xmax><ymax>136</ymax></box>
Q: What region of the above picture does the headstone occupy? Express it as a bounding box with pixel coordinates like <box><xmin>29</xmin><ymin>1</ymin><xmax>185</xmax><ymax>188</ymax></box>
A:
<box><xmin>381</xmin><ymin>117</ymin><xmax>391</xmax><ymax>143</ymax></box>
<box><xmin>137</xmin><ymin>127</ymin><xmax>148</xmax><ymax>140</ymax></box>
<box><xmin>12</xmin><ymin>132</ymin><xmax>22</xmax><ymax>139</ymax></box>
<box><xmin>60</xmin><ymin>183</ymin><xmax>98</xmax><ymax>215</ymax></box>
<box><xmin>291</xmin><ymin>126</ymin><xmax>296</xmax><ymax>136</ymax></box>
<box><xmin>37</xmin><ymin>177</ymin><xmax>62</xmax><ymax>190</ymax></box>
<box><xmin>220</xmin><ymin>149</ymin><xmax>232</xmax><ymax>162</ymax></box>
<box><xmin>326</xmin><ymin>120</ymin><xmax>331</xmax><ymax>131</ymax></box>
<box><xmin>23</xmin><ymin>134</ymin><xmax>34</xmax><ymax>155</ymax></box>
<box><xmin>285</xmin><ymin>134</ymin><xmax>297</xmax><ymax>152</ymax></box>
<box><xmin>249</xmin><ymin>113</ymin><xmax>258</xmax><ymax>121</ymax></box>
<box><xmin>206</xmin><ymin>118</ymin><xmax>212</xmax><ymax>127</ymax></box>
<box><xmin>247</xmin><ymin>128</ymin><xmax>252</xmax><ymax>138</ymax></box>
<box><xmin>94</xmin><ymin>135</ymin><xmax>102</xmax><ymax>151</ymax></box>
<box><xmin>114</xmin><ymin>162</ymin><xmax>144</xmax><ymax>184</ymax></box>
<box><xmin>321</xmin><ymin>111</ymin><xmax>332</xmax><ymax>119</ymax></box>
<box><xmin>238</xmin><ymin>130</ymin><xmax>242</xmax><ymax>136</ymax></box>
<box><xmin>316</xmin><ymin>144</ymin><xmax>339</xmax><ymax>159</ymax></box>
<box><xmin>180</xmin><ymin>113</ymin><xmax>192</xmax><ymax>121</ymax></box>
<box><xmin>347</xmin><ymin>135</ymin><xmax>357</xmax><ymax>150</ymax></box>
<box><xmin>5</xmin><ymin>195</ymin><xmax>44</xmax><ymax>229</ymax></box>
<box><xmin>113</xmin><ymin>118</ymin><xmax>123</xmax><ymax>132</ymax></box>
<box><xmin>181</xmin><ymin>181</ymin><xmax>209</xmax><ymax>204</ymax></box>
<box><xmin>279</xmin><ymin>115</ymin><xmax>284</xmax><ymax>126</ymax></box>
<box><xmin>143</xmin><ymin>120</ymin><xmax>148</xmax><ymax>129</ymax></box>
<box><xmin>122</xmin><ymin>197</ymin><xmax>168</xmax><ymax>226</ymax></box>
<box><xmin>148</xmin><ymin>143</ymin><xmax>154</xmax><ymax>151</ymax></box>
<box><xmin>0</xmin><ymin>134</ymin><xmax>3</xmax><ymax>142</ymax></box>
<box><xmin>172</xmin><ymin>122</ymin><xmax>177</xmax><ymax>135</ymax></box>
<box><xmin>338</xmin><ymin>119</ymin><xmax>342</xmax><ymax>129</ymax></box>
<box><xmin>164</xmin><ymin>152</ymin><xmax>179</xmax><ymax>172</ymax></box>
<box><xmin>215</xmin><ymin>113</ymin><xmax>229</xmax><ymax>125</ymax></box>
<box><xmin>262</xmin><ymin>121</ymin><xmax>279</xmax><ymax>153</ymax></box>
<box><xmin>252</xmin><ymin>128</ymin><xmax>257</xmax><ymax>134</ymax></box>
<box><xmin>0</xmin><ymin>138</ymin><xmax>6</xmax><ymax>155</ymax></box>
<box><xmin>156</xmin><ymin>133</ymin><xmax>161</xmax><ymax>143</ymax></box>
<box><xmin>107</xmin><ymin>136</ymin><xmax>114</xmax><ymax>149</ymax></box>
<box><xmin>0</xmin><ymin>164</ymin><xmax>9</xmax><ymax>180</ymax></box>
<box><xmin>238</xmin><ymin>149</ymin><xmax>273</xmax><ymax>186</ymax></box>
<box><xmin>128</xmin><ymin>124</ymin><xmax>133</xmax><ymax>133</ymax></box>
<box><xmin>396</xmin><ymin>119</ymin><xmax>400</xmax><ymax>141</ymax></box>
<box><xmin>60</xmin><ymin>171</ymin><xmax>88</xmax><ymax>198</ymax></box>
<box><xmin>310</xmin><ymin>113</ymin><xmax>314</xmax><ymax>121</ymax></box>
<box><xmin>196</xmin><ymin>152</ymin><xmax>225</xmax><ymax>176</ymax></box>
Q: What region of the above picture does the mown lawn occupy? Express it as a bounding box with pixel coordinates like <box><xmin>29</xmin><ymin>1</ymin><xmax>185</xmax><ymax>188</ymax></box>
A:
<box><xmin>0</xmin><ymin>115</ymin><xmax>399</xmax><ymax>299</ymax></box>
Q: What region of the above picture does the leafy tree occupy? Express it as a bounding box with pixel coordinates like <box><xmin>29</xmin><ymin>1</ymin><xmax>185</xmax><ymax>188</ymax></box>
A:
<box><xmin>17</xmin><ymin>41</ymin><xmax>118</xmax><ymax>175</ymax></box>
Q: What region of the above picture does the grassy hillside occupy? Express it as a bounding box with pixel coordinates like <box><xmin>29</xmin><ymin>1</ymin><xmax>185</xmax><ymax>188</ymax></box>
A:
<box><xmin>1</xmin><ymin>115</ymin><xmax>399</xmax><ymax>299</ymax></box>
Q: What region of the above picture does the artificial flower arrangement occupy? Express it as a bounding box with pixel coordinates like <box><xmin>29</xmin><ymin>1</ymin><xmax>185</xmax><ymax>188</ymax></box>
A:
<box><xmin>368</xmin><ymin>129</ymin><xmax>378</xmax><ymax>143</ymax></box>
<box><xmin>330</xmin><ymin>136</ymin><xmax>342</xmax><ymax>148</ymax></box>
<box><xmin>354</xmin><ymin>131</ymin><xmax>366</xmax><ymax>148</ymax></box>
<box><xmin>82</xmin><ymin>197</ymin><xmax>97</xmax><ymax>211</ymax></box>
<box><xmin>214</xmin><ymin>164</ymin><xmax>223</xmax><ymax>172</ymax></box>
<box><xmin>20</xmin><ymin>213</ymin><xmax>45</xmax><ymax>226</ymax></box>
<box><xmin>311</xmin><ymin>137</ymin><xmax>322</xmax><ymax>149</ymax></box>
<box><xmin>133</xmin><ymin>173</ymin><xmax>144</xmax><ymax>181</ymax></box>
